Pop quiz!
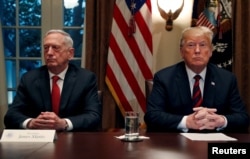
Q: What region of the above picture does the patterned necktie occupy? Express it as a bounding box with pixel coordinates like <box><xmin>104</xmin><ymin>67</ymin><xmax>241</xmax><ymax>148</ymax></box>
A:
<box><xmin>52</xmin><ymin>76</ymin><xmax>60</xmax><ymax>114</ymax></box>
<box><xmin>192</xmin><ymin>75</ymin><xmax>202</xmax><ymax>107</ymax></box>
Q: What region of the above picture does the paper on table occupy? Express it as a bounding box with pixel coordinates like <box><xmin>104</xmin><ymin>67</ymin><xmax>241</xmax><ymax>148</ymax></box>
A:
<box><xmin>180</xmin><ymin>133</ymin><xmax>237</xmax><ymax>141</ymax></box>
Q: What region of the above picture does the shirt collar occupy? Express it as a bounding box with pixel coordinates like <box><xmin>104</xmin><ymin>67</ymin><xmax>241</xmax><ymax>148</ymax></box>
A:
<box><xmin>185</xmin><ymin>65</ymin><xmax>206</xmax><ymax>81</ymax></box>
<box><xmin>49</xmin><ymin>66</ymin><xmax>68</xmax><ymax>80</ymax></box>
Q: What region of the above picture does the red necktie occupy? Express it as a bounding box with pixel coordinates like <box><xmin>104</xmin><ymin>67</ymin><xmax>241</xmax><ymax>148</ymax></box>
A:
<box><xmin>52</xmin><ymin>76</ymin><xmax>60</xmax><ymax>114</ymax></box>
<box><xmin>192</xmin><ymin>75</ymin><xmax>202</xmax><ymax>107</ymax></box>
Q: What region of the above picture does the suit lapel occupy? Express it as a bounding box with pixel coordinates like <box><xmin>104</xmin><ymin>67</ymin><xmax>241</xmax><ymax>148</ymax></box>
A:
<box><xmin>203</xmin><ymin>65</ymin><xmax>216</xmax><ymax>108</ymax></box>
<box><xmin>59</xmin><ymin>66</ymin><xmax>76</xmax><ymax>112</ymax></box>
<box><xmin>36</xmin><ymin>68</ymin><xmax>52</xmax><ymax>111</ymax></box>
<box><xmin>175</xmin><ymin>63</ymin><xmax>193</xmax><ymax>107</ymax></box>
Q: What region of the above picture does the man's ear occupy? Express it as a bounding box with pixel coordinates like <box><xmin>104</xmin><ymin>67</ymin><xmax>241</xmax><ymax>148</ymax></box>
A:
<box><xmin>68</xmin><ymin>48</ymin><xmax>74</xmax><ymax>60</ymax></box>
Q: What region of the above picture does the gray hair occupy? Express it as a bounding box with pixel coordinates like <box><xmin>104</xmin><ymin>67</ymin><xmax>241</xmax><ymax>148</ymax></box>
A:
<box><xmin>44</xmin><ymin>29</ymin><xmax>73</xmax><ymax>47</ymax></box>
<box><xmin>180</xmin><ymin>26</ymin><xmax>213</xmax><ymax>47</ymax></box>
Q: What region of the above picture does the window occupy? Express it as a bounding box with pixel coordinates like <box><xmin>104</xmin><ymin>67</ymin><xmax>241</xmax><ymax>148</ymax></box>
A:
<box><xmin>1</xmin><ymin>0</ymin><xmax>86</xmax><ymax>104</ymax></box>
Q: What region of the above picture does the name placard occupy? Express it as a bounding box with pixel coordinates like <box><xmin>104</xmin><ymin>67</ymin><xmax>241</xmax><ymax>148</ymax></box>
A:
<box><xmin>0</xmin><ymin>129</ymin><xmax>56</xmax><ymax>142</ymax></box>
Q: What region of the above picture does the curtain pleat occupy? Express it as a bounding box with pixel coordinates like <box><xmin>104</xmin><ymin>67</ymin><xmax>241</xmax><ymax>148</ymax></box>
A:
<box><xmin>85</xmin><ymin>0</ymin><xmax>120</xmax><ymax>129</ymax></box>
<box><xmin>233</xmin><ymin>0</ymin><xmax>250</xmax><ymax>120</ymax></box>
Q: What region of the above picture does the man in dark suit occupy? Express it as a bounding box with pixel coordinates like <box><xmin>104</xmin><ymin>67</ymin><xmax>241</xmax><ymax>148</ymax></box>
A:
<box><xmin>4</xmin><ymin>29</ymin><xmax>102</xmax><ymax>131</ymax></box>
<box><xmin>144</xmin><ymin>26</ymin><xmax>249</xmax><ymax>133</ymax></box>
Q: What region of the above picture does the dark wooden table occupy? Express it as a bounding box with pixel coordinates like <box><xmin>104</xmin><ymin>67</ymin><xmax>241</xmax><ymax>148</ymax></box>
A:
<box><xmin>0</xmin><ymin>130</ymin><xmax>249</xmax><ymax>159</ymax></box>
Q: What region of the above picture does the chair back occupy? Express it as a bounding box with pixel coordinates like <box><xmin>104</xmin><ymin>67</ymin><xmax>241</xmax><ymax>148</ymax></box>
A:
<box><xmin>97</xmin><ymin>90</ymin><xmax>103</xmax><ymax>130</ymax></box>
<box><xmin>145</xmin><ymin>79</ymin><xmax>153</xmax><ymax>101</ymax></box>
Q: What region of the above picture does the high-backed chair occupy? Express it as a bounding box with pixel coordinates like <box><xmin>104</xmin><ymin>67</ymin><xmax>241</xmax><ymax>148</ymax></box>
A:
<box><xmin>145</xmin><ymin>79</ymin><xmax>153</xmax><ymax>101</ymax></box>
<box><xmin>97</xmin><ymin>90</ymin><xmax>103</xmax><ymax>130</ymax></box>
<box><xmin>143</xmin><ymin>79</ymin><xmax>153</xmax><ymax>129</ymax></box>
<box><xmin>97</xmin><ymin>90</ymin><xmax>103</xmax><ymax>103</ymax></box>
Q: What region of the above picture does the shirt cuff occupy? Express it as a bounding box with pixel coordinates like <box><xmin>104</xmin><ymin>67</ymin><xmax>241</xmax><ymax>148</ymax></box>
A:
<box><xmin>177</xmin><ymin>116</ymin><xmax>189</xmax><ymax>132</ymax></box>
<box><xmin>22</xmin><ymin>118</ymin><xmax>32</xmax><ymax>129</ymax></box>
<box><xmin>216</xmin><ymin>115</ymin><xmax>228</xmax><ymax>131</ymax></box>
<box><xmin>64</xmin><ymin>118</ymin><xmax>73</xmax><ymax>131</ymax></box>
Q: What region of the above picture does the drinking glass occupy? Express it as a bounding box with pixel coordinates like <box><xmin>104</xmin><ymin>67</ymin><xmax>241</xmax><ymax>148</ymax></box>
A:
<box><xmin>124</xmin><ymin>111</ymin><xmax>139</xmax><ymax>141</ymax></box>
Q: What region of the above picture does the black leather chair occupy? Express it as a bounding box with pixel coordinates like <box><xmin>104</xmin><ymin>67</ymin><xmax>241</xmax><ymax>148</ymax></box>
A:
<box><xmin>97</xmin><ymin>90</ymin><xmax>103</xmax><ymax>130</ymax></box>
<box><xmin>145</xmin><ymin>79</ymin><xmax>153</xmax><ymax>101</ymax></box>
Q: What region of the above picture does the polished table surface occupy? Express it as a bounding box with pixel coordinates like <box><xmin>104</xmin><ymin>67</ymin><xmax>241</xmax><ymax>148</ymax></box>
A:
<box><xmin>0</xmin><ymin>130</ymin><xmax>250</xmax><ymax>159</ymax></box>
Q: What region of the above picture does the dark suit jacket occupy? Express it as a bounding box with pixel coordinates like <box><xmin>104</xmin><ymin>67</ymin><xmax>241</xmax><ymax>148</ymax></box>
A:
<box><xmin>4</xmin><ymin>63</ymin><xmax>102</xmax><ymax>131</ymax></box>
<box><xmin>144</xmin><ymin>61</ymin><xmax>249</xmax><ymax>133</ymax></box>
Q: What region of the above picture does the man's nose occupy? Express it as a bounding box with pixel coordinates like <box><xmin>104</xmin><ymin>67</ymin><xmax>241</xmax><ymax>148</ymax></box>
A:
<box><xmin>46</xmin><ymin>46</ymin><xmax>54</xmax><ymax>54</ymax></box>
<box><xmin>195</xmin><ymin>44</ymin><xmax>201</xmax><ymax>53</ymax></box>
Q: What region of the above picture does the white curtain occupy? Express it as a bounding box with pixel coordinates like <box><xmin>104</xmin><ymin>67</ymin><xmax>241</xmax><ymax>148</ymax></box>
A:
<box><xmin>0</xmin><ymin>21</ymin><xmax>8</xmax><ymax>130</ymax></box>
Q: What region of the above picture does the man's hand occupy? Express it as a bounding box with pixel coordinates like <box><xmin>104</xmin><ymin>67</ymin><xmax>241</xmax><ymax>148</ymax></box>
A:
<box><xmin>186</xmin><ymin>111</ymin><xmax>203</xmax><ymax>130</ymax></box>
<box><xmin>199</xmin><ymin>113</ymin><xmax>226</xmax><ymax>130</ymax></box>
<box><xmin>186</xmin><ymin>107</ymin><xmax>225</xmax><ymax>130</ymax></box>
<box><xmin>27</xmin><ymin>112</ymin><xmax>67</xmax><ymax>131</ymax></box>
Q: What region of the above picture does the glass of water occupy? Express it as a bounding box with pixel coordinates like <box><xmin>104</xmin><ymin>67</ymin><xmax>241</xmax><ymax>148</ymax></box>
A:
<box><xmin>124</xmin><ymin>111</ymin><xmax>139</xmax><ymax>141</ymax></box>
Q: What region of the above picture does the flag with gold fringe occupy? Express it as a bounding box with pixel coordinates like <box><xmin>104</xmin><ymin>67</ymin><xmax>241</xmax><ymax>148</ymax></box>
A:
<box><xmin>192</xmin><ymin>0</ymin><xmax>232</xmax><ymax>71</ymax></box>
<box><xmin>105</xmin><ymin>0</ymin><xmax>153</xmax><ymax>125</ymax></box>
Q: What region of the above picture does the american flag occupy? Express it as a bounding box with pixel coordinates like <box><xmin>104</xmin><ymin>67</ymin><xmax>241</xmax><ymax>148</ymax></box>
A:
<box><xmin>105</xmin><ymin>0</ymin><xmax>153</xmax><ymax>123</ymax></box>
<box><xmin>196</xmin><ymin>12</ymin><xmax>215</xmax><ymax>30</ymax></box>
